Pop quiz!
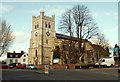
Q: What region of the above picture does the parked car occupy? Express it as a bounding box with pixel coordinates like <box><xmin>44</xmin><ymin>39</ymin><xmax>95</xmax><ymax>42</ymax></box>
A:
<box><xmin>26</xmin><ymin>64</ymin><xmax>37</xmax><ymax>70</ymax></box>
<box><xmin>0</xmin><ymin>64</ymin><xmax>9</xmax><ymax>69</ymax></box>
<box><xmin>95</xmin><ymin>57</ymin><xmax>115</xmax><ymax>67</ymax></box>
<box><xmin>8</xmin><ymin>63</ymin><xmax>16</xmax><ymax>69</ymax></box>
<box><xmin>20</xmin><ymin>64</ymin><xmax>26</xmax><ymax>69</ymax></box>
<box><xmin>16</xmin><ymin>64</ymin><xmax>26</xmax><ymax>69</ymax></box>
<box><xmin>16</xmin><ymin>64</ymin><xmax>21</xmax><ymax>69</ymax></box>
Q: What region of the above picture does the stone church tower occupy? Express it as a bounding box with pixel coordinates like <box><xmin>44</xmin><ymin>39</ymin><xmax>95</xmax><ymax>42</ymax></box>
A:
<box><xmin>28</xmin><ymin>11</ymin><xmax>56</xmax><ymax>65</ymax></box>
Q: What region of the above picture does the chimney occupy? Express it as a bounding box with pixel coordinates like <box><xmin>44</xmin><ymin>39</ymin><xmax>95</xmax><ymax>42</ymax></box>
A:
<box><xmin>21</xmin><ymin>51</ymin><xmax>24</xmax><ymax>54</ymax></box>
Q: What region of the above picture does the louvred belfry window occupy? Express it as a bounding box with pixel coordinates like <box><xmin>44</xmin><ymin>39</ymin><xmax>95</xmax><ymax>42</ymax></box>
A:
<box><xmin>45</xmin><ymin>22</ymin><xmax>47</xmax><ymax>28</ymax></box>
<box><xmin>48</xmin><ymin>23</ymin><xmax>51</xmax><ymax>28</ymax></box>
<box><xmin>37</xmin><ymin>24</ymin><xmax>39</xmax><ymax>28</ymax></box>
<box><xmin>35</xmin><ymin>25</ymin><xmax>37</xmax><ymax>29</ymax></box>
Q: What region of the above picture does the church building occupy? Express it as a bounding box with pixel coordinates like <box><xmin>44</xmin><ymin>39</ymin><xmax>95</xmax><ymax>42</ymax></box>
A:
<box><xmin>28</xmin><ymin>11</ymin><xmax>107</xmax><ymax>65</ymax></box>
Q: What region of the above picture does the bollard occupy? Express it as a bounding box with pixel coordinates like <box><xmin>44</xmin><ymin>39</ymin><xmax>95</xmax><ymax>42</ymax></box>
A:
<box><xmin>44</xmin><ymin>65</ymin><xmax>49</xmax><ymax>74</ymax></box>
<box><xmin>66</xmin><ymin>65</ymin><xmax>69</xmax><ymax>69</ymax></box>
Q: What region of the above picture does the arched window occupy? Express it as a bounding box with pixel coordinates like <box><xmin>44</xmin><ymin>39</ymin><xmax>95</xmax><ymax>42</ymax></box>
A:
<box><xmin>37</xmin><ymin>24</ymin><xmax>39</xmax><ymax>28</ymax></box>
<box><xmin>45</xmin><ymin>22</ymin><xmax>47</xmax><ymax>28</ymax></box>
<box><xmin>46</xmin><ymin>39</ymin><xmax>48</xmax><ymax>44</ymax></box>
<box><xmin>36</xmin><ymin>50</ymin><xmax>37</xmax><ymax>57</ymax></box>
<box><xmin>35</xmin><ymin>25</ymin><xmax>37</xmax><ymax>29</ymax></box>
<box><xmin>48</xmin><ymin>23</ymin><xmax>51</xmax><ymax>28</ymax></box>
<box><xmin>35</xmin><ymin>50</ymin><xmax>38</xmax><ymax>65</ymax></box>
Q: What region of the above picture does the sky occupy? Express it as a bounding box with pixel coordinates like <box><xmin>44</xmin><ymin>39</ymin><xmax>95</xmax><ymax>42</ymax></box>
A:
<box><xmin>0</xmin><ymin>1</ymin><xmax>119</xmax><ymax>60</ymax></box>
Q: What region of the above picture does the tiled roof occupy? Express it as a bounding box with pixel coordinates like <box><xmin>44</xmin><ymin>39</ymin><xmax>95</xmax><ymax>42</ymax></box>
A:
<box><xmin>7</xmin><ymin>51</ymin><xmax>24</xmax><ymax>58</ymax></box>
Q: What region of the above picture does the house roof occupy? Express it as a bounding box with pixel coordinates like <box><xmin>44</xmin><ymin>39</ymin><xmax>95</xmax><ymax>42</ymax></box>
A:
<box><xmin>7</xmin><ymin>51</ymin><xmax>24</xmax><ymax>58</ymax></box>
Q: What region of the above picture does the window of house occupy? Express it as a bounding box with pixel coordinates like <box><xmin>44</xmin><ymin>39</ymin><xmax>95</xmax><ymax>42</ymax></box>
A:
<box><xmin>10</xmin><ymin>59</ymin><xmax>13</xmax><ymax>63</ymax></box>
<box><xmin>46</xmin><ymin>39</ymin><xmax>48</xmax><ymax>44</ymax></box>
<box><xmin>15</xmin><ymin>59</ymin><xmax>18</xmax><ymax>63</ymax></box>
<box><xmin>23</xmin><ymin>59</ymin><xmax>25</xmax><ymax>62</ymax></box>
<box><xmin>15</xmin><ymin>55</ymin><xmax>18</xmax><ymax>57</ymax></box>
<box><xmin>10</xmin><ymin>55</ymin><xmax>12</xmax><ymax>57</ymax></box>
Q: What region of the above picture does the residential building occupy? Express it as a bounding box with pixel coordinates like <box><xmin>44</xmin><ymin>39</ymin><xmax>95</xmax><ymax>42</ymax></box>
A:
<box><xmin>19</xmin><ymin>52</ymin><xmax>28</xmax><ymax>64</ymax></box>
<box><xmin>6</xmin><ymin>51</ymin><xmax>28</xmax><ymax>65</ymax></box>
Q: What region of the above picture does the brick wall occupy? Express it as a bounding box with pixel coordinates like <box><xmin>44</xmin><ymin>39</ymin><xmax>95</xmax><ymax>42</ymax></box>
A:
<box><xmin>37</xmin><ymin>64</ymin><xmax>88</xmax><ymax>69</ymax></box>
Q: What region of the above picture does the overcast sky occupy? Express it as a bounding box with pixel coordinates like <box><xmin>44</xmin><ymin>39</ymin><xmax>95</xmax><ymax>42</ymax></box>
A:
<box><xmin>0</xmin><ymin>1</ymin><xmax>119</xmax><ymax>61</ymax></box>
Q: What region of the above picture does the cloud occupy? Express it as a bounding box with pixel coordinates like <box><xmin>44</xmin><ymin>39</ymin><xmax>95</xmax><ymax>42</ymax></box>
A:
<box><xmin>0</xmin><ymin>54</ymin><xmax>7</xmax><ymax>61</ymax></box>
<box><xmin>0</xmin><ymin>3</ymin><xmax>13</xmax><ymax>14</ymax></box>
<box><xmin>25</xmin><ymin>9</ymin><xmax>38</xmax><ymax>14</ymax></box>
<box><xmin>104</xmin><ymin>12</ymin><xmax>117</xmax><ymax>16</ymax></box>
<box><xmin>24</xmin><ymin>5</ymin><xmax>69</xmax><ymax>17</ymax></box>
<box><xmin>43</xmin><ymin>5</ymin><xmax>66</xmax><ymax>16</ymax></box>
<box><xmin>102</xmin><ymin>26</ymin><xmax>118</xmax><ymax>35</ymax></box>
<box><xmin>92</xmin><ymin>12</ymin><xmax>118</xmax><ymax>19</ymax></box>
<box><xmin>8</xmin><ymin>32</ymin><xmax>30</xmax><ymax>52</ymax></box>
<box><xmin>13</xmin><ymin>32</ymin><xmax>30</xmax><ymax>44</ymax></box>
<box><xmin>9</xmin><ymin>43</ymin><xmax>29</xmax><ymax>53</ymax></box>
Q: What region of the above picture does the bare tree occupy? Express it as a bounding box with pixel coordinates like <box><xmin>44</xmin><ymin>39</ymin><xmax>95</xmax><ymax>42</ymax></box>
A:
<box><xmin>92</xmin><ymin>32</ymin><xmax>111</xmax><ymax>57</ymax></box>
<box><xmin>59</xmin><ymin>9</ymin><xmax>74</xmax><ymax>37</ymax></box>
<box><xmin>0</xmin><ymin>19</ymin><xmax>14</xmax><ymax>57</ymax></box>
<box><xmin>93</xmin><ymin>33</ymin><xmax>111</xmax><ymax>48</ymax></box>
<box><xmin>59</xmin><ymin>9</ymin><xmax>75</xmax><ymax>64</ymax></box>
<box><xmin>59</xmin><ymin>5</ymin><xmax>99</xmax><ymax>63</ymax></box>
<box><xmin>60</xmin><ymin>40</ymin><xmax>78</xmax><ymax>64</ymax></box>
<box><xmin>72</xmin><ymin>5</ymin><xmax>98</xmax><ymax>52</ymax></box>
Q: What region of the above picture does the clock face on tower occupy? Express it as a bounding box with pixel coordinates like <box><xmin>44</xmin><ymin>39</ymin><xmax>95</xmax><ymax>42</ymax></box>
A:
<box><xmin>35</xmin><ymin>32</ymin><xmax>38</xmax><ymax>36</ymax></box>
<box><xmin>46</xmin><ymin>31</ymin><xmax>50</xmax><ymax>36</ymax></box>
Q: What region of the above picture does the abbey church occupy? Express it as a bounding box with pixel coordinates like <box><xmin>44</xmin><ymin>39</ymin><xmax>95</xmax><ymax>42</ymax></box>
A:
<box><xmin>28</xmin><ymin>11</ymin><xmax>107</xmax><ymax>65</ymax></box>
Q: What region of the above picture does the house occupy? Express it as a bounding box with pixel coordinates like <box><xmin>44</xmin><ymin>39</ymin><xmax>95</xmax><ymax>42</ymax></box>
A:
<box><xmin>6</xmin><ymin>51</ymin><xmax>28</xmax><ymax>65</ymax></box>
<box><xmin>19</xmin><ymin>52</ymin><xmax>28</xmax><ymax>64</ymax></box>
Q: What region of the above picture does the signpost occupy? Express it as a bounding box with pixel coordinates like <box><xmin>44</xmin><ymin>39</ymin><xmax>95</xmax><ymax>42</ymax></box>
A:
<box><xmin>44</xmin><ymin>65</ymin><xmax>49</xmax><ymax>74</ymax></box>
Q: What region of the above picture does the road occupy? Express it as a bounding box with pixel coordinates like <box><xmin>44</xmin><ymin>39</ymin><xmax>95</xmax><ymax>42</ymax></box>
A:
<box><xmin>0</xmin><ymin>68</ymin><xmax>119</xmax><ymax>81</ymax></box>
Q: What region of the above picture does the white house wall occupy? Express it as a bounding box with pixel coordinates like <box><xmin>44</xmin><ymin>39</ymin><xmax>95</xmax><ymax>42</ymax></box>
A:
<box><xmin>6</xmin><ymin>53</ymin><xmax>28</xmax><ymax>65</ymax></box>
<box><xmin>19</xmin><ymin>54</ymin><xmax>28</xmax><ymax>64</ymax></box>
<box><xmin>6</xmin><ymin>58</ymin><xmax>20</xmax><ymax>65</ymax></box>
